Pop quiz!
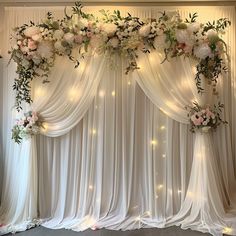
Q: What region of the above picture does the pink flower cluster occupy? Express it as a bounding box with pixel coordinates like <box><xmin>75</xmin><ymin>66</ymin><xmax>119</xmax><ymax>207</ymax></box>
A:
<box><xmin>16</xmin><ymin>111</ymin><xmax>39</xmax><ymax>128</ymax></box>
<box><xmin>190</xmin><ymin>107</ymin><xmax>216</xmax><ymax>126</ymax></box>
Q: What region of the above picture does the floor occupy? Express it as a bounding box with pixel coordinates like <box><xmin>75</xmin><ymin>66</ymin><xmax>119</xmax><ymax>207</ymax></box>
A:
<box><xmin>8</xmin><ymin>226</ymin><xmax>211</xmax><ymax>236</ymax></box>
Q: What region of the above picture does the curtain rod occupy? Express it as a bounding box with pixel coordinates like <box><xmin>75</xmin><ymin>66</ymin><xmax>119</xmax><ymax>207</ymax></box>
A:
<box><xmin>0</xmin><ymin>1</ymin><xmax>236</xmax><ymax>6</ymax></box>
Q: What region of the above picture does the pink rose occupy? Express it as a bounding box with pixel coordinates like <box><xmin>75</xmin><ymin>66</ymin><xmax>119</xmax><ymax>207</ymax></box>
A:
<box><xmin>74</xmin><ymin>35</ymin><xmax>83</xmax><ymax>44</ymax></box>
<box><xmin>28</xmin><ymin>39</ymin><xmax>37</xmax><ymax>50</ymax></box>
<box><xmin>87</xmin><ymin>32</ymin><xmax>93</xmax><ymax>38</ymax></box>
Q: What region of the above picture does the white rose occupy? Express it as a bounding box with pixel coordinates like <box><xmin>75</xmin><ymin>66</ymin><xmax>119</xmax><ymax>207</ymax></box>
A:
<box><xmin>194</xmin><ymin>43</ymin><xmax>212</xmax><ymax>59</ymax></box>
<box><xmin>109</xmin><ymin>37</ymin><xmax>119</xmax><ymax>48</ymax></box>
<box><xmin>24</xmin><ymin>26</ymin><xmax>41</xmax><ymax>38</ymax></box>
<box><xmin>176</xmin><ymin>29</ymin><xmax>189</xmax><ymax>43</ymax></box>
<box><xmin>102</xmin><ymin>23</ymin><xmax>117</xmax><ymax>36</ymax></box>
<box><xmin>187</xmin><ymin>22</ymin><xmax>201</xmax><ymax>33</ymax></box>
<box><xmin>31</xmin><ymin>33</ymin><xmax>42</xmax><ymax>42</ymax></box>
<box><xmin>54</xmin><ymin>30</ymin><xmax>64</xmax><ymax>40</ymax></box>
<box><xmin>206</xmin><ymin>29</ymin><xmax>217</xmax><ymax>38</ymax></box>
<box><xmin>63</xmin><ymin>32</ymin><xmax>75</xmax><ymax>44</ymax></box>
<box><xmin>37</xmin><ymin>41</ymin><xmax>53</xmax><ymax>59</ymax></box>
<box><xmin>139</xmin><ymin>24</ymin><xmax>151</xmax><ymax>37</ymax></box>
<box><xmin>79</xmin><ymin>18</ymin><xmax>88</xmax><ymax>29</ymax></box>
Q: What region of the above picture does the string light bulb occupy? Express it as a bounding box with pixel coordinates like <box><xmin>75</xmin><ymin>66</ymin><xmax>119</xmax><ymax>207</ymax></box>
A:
<box><xmin>151</xmin><ymin>140</ymin><xmax>157</xmax><ymax>145</ymax></box>
<box><xmin>99</xmin><ymin>90</ymin><xmax>105</xmax><ymax>97</ymax></box>
<box><xmin>157</xmin><ymin>184</ymin><xmax>163</xmax><ymax>190</ymax></box>
<box><xmin>223</xmin><ymin>227</ymin><xmax>233</xmax><ymax>234</ymax></box>
<box><xmin>111</xmin><ymin>91</ymin><xmax>115</xmax><ymax>97</ymax></box>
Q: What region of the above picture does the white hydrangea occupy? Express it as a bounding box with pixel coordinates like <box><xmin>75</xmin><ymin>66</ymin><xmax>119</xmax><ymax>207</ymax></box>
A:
<box><xmin>109</xmin><ymin>37</ymin><xmax>119</xmax><ymax>48</ymax></box>
<box><xmin>102</xmin><ymin>23</ymin><xmax>117</xmax><ymax>36</ymax></box>
<box><xmin>187</xmin><ymin>22</ymin><xmax>201</xmax><ymax>33</ymax></box>
<box><xmin>37</xmin><ymin>41</ymin><xmax>53</xmax><ymax>59</ymax></box>
<box><xmin>194</xmin><ymin>43</ymin><xmax>212</xmax><ymax>59</ymax></box>
<box><xmin>63</xmin><ymin>32</ymin><xmax>75</xmax><ymax>44</ymax></box>
<box><xmin>53</xmin><ymin>30</ymin><xmax>64</xmax><ymax>40</ymax></box>
<box><xmin>176</xmin><ymin>29</ymin><xmax>189</xmax><ymax>43</ymax></box>
<box><xmin>139</xmin><ymin>24</ymin><xmax>151</xmax><ymax>37</ymax></box>
<box><xmin>24</xmin><ymin>26</ymin><xmax>41</xmax><ymax>38</ymax></box>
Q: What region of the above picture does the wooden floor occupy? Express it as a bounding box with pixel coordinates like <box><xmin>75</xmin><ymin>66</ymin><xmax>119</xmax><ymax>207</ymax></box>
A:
<box><xmin>8</xmin><ymin>226</ymin><xmax>212</xmax><ymax>236</ymax></box>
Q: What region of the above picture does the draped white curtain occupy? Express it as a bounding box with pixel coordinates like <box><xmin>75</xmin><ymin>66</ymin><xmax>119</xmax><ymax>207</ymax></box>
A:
<box><xmin>0</xmin><ymin>5</ymin><xmax>236</xmax><ymax>236</ymax></box>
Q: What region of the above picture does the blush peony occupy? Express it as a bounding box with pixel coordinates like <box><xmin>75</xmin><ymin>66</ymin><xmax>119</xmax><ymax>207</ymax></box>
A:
<box><xmin>24</xmin><ymin>26</ymin><xmax>41</xmax><ymax>38</ymax></box>
<box><xmin>37</xmin><ymin>41</ymin><xmax>53</xmax><ymax>59</ymax></box>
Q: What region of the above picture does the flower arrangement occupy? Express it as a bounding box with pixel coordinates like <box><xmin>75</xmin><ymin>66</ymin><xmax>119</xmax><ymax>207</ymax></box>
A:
<box><xmin>9</xmin><ymin>2</ymin><xmax>230</xmax><ymax>111</ymax></box>
<box><xmin>12</xmin><ymin>111</ymin><xmax>43</xmax><ymax>144</ymax></box>
<box><xmin>186</xmin><ymin>102</ymin><xmax>227</xmax><ymax>132</ymax></box>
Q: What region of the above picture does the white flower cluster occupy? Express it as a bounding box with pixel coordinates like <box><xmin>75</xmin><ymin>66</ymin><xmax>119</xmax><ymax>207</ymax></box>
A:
<box><xmin>9</xmin><ymin>4</ymin><xmax>230</xmax><ymax>110</ymax></box>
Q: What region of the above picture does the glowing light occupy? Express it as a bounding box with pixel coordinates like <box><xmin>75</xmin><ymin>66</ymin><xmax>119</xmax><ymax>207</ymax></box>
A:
<box><xmin>151</xmin><ymin>140</ymin><xmax>157</xmax><ymax>145</ymax></box>
<box><xmin>158</xmin><ymin>184</ymin><xmax>163</xmax><ymax>190</ymax></box>
<box><xmin>146</xmin><ymin>211</ymin><xmax>151</xmax><ymax>216</ymax></box>
<box><xmin>92</xmin><ymin>129</ymin><xmax>96</xmax><ymax>135</ymax></box>
<box><xmin>128</xmin><ymin>81</ymin><xmax>131</xmax><ymax>86</ymax></box>
<box><xmin>178</xmin><ymin>190</ymin><xmax>182</xmax><ymax>194</ymax></box>
<box><xmin>95</xmin><ymin>105</ymin><xmax>98</xmax><ymax>109</ymax></box>
<box><xmin>162</xmin><ymin>154</ymin><xmax>166</xmax><ymax>158</ymax></box>
<box><xmin>35</xmin><ymin>87</ymin><xmax>45</xmax><ymax>97</ymax></box>
<box><xmin>41</xmin><ymin>122</ymin><xmax>48</xmax><ymax>132</ymax></box>
<box><xmin>187</xmin><ymin>191</ymin><xmax>193</xmax><ymax>198</ymax></box>
<box><xmin>68</xmin><ymin>88</ymin><xmax>80</xmax><ymax>102</ymax></box>
<box><xmin>155</xmin><ymin>195</ymin><xmax>159</xmax><ymax>199</ymax></box>
<box><xmin>223</xmin><ymin>227</ymin><xmax>233</xmax><ymax>234</ymax></box>
<box><xmin>160</xmin><ymin>125</ymin><xmax>165</xmax><ymax>130</ymax></box>
<box><xmin>89</xmin><ymin>185</ymin><xmax>93</xmax><ymax>190</ymax></box>
<box><xmin>99</xmin><ymin>90</ymin><xmax>105</xmax><ymax>97</ymax></box>
<box><xmin>111</xmin><ymin>91</ymin><xmax>115</xmax><ymax>97</ymax></box>
<box><xmin>149</xmin><ymin>54</ymin><xmax>155</xmax><ymax>62</ymax></box>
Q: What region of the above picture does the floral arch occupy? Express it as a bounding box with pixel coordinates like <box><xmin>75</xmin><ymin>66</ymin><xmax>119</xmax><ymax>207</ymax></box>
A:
<box><xmin>1</xmin><ymin>2</ymin><xmax>236</xmax><ymax>236</ymax></box>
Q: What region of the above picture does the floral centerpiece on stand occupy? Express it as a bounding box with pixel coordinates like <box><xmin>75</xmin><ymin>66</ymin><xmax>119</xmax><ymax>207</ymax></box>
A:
<box><xmin>186</xmin><ymin>102</ymin><xmax>227</xmax><ymax>133</ymax></box>
<box><xmin>12</xmin><ymin>111</ymin><xmax>43</xmax><ymax>144</ymax></box>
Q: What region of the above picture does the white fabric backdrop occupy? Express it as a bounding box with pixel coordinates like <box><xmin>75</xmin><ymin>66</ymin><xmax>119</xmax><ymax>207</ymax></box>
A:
<box><xmin>0</xmin><ymin>5</ymin><xmax>236</xmax><ymax>236</ymax></box>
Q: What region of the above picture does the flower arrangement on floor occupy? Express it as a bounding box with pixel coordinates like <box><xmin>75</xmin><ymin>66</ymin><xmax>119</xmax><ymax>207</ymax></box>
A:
<box><xmin>186</xmin><ymin>102</ymin><xmax>227</xmax><ymax>133</ymax></box>
<box><xmin>9</xmin><ymin>2</ymin><xmax>230</xmax><ymax>110</ymax></box>
<box><xmin>12</xmin><ymin>111</ymin><xmax>43</xmax><ymax>144</ymax></box>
